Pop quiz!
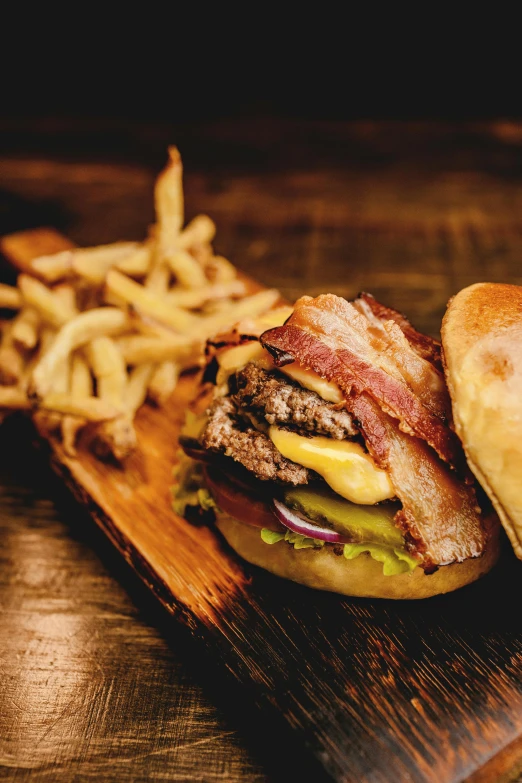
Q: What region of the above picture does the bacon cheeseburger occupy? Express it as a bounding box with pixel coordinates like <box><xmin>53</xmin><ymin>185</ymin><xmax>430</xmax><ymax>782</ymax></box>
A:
<box><xmin>174</xmin><ymin>292</ymin><xmax>501</xmax><ymax>599</ymax></box>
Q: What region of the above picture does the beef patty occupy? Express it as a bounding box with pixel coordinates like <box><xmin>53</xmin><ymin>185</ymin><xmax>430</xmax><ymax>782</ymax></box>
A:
<box><xmin>233</xmin><ymin>363</ymin><xmax>357</xmax><ymax>440</ymax></box>
<box><xmin>201</xmin><ymin>396</ymin><xmax>312</xmax><ymax>484</ymax></box>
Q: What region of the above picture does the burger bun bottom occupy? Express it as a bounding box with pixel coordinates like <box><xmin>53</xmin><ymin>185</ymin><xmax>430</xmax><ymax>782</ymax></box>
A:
<box><xmin>216</xmin><ymin>512</ymin><xmax>501</xmax><ymax>600</ymax></box>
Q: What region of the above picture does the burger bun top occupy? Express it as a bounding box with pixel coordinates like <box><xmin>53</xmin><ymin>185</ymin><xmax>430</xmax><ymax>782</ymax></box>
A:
<box><xmin>441</xmin><ymin>282</ymin><xmax>522</xmax><ymax>559</ymax></box>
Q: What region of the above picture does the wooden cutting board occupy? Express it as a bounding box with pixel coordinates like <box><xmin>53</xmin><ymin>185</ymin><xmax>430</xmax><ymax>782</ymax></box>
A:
<box><xmin>2</xmin><ymin>227</ymin><xmax>522</xmax><ymax>783</ymax></box>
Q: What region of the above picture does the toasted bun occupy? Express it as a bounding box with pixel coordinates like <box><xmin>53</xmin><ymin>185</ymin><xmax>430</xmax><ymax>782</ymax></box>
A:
<box><xmin>442</xmin><ymin>282</ymin><xmax>522</xmax><ymax>560</ymax></box>
<box><xmin>216</xmin><ymin>512</ymin><xmax>500</xmax><ymax>599</ymax></box>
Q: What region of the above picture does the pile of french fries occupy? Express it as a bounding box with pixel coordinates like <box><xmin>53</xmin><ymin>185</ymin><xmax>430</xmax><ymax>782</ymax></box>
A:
<box><xmin>0</xmin><ymin>148</ymin><xmax>279</xmax><ymax>460</ymax></box>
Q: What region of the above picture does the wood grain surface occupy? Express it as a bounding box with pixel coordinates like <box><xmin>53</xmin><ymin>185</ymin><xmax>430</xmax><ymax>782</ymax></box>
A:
<box><xmin>0</xmin><ymin>415</ymin><xmax>273</xmax><ymax>783</ymax></box>
<box><xmin>2</xmin><ymin>119</ymin><xmax>522</xmax><ymax>783</ymax></box>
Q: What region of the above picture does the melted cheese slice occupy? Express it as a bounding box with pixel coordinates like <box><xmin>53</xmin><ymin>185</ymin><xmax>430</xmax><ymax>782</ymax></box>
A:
<box><xmin>269</xmin><ymin>426</ymin><xmax>394</xmax><ymax>505</ymax></box>
<box><xmin>280</xmin><ymin>363</ymin><xmax>343</xmax><ymax>403</ymax></box>
<box><xmin>216</xmin><ymin>342</ymin><xmax>272</xmax><ymax>386</ymax></box>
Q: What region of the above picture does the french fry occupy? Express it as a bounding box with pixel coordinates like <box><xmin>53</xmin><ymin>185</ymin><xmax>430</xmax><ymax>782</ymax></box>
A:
<box><xmin>143</xmin><ymin>238</ymin><xmax>180</xmax><ymax>406</ymax></box>
<box><xmin>105</xmin><ymin>270</ymin><xmax>195</xmax><ymax>332</ymax></box>
<box><xmin>0</xmin><ymin>386</ymin><xmax>31</xmax><ymax>409</ymax></box>
<box><xmin>164</xmin><ymin>249</ymin><xmax>207</xmax><ymax>288</ymax></box>
<box><xmin>18</xmin><ymin>275</ymin><xmax>76</xmax><ymax>328</ymax></box>
<box><xmin>31</xmin><ymin>308</ymin><xmax>129</xmax><ymax>398</ymax></box>
<box><xmin>39</xmin><ymin>393</ymin><xmax>119</xmax><ymax>421</ymax></box>
<box><xmin>29</xmin><ymin>327</ymin><xmax>62</xmax><ymax>437</ymax></box>
<box><xmin>30</xmin><ymin>250</ymin><xmax>74</xmax><ymax>283</ymax></box>
<box><xmin>0</xmin><ymin>323</ymin><xmax>25</xmax><ymax>385</ymax></box>
<box><xmin>54</xmin><ymin>284</ymin><xmax>78</xmax><ymax>314</ymax></box>
<box><xmin>205</xmin><ymin>255</ymin><xmax>238</xmax><ymax>283</ymax></box>
<box><xmin>86</xmin><ymin>336</ymin><xmax>138</xmax><ymax>461</ymax></box>
<box><xmin>153</xmin><ymin>151</ymin><xmax>208</xmax><ymax>288</ymax></box>
<box><xmin>117</xmin><ymin>334</ymin><xmax>197</xmax><ymax>365</ymax></box>
<box><xmin>148</xmin><ymin>360</ymin><xmax>180</xmax><ymax>406</ymax></box>
<box><xmin>0</xmin><ymin>283</ymin><xmax>22</xmax><ymax>309</ymax></box>
<box><xmin>117</xmin><ymin>245</ymin><xmax>151</xmax><ymax>278</ymax></box>
<box><xmin>129</xmin><ymin>310</ymin><xmax>181</xmax><ymax>339</ymax></box>
<box><xmin>146</xmin><ymin>258</ymin><xmax>170</xmax><ymax>293</ymax></box>
<box><xmin>125</xmin><ymin>363</ymin><xmax>154</xmax><ymax>415</ymax></box>
<box><xmin>93</xmin><ymin>415</ymin><xmax>137</xmax><ymax>462</ymax></box>
<box><xmin>191</xmin><ymin>288</ymin><xmax>281</xmax><ymax>339</ymax></box>
<box><xmin>165</xmin><ymin>280</ymin><xmax>247</xmax><ymax>309</ymax></box>
<box><xmin>86</xmin><ymin>337</ymin><xmax>127</xmax><ymax>405</ymax></box>
<box><xmin>178</xmin><ymin>214</ymin><xmax>216</xmax><ymax>249</ymax></box>
<box><xmin>155</xmin><ymin>146</ymin><xmax>184</xmax><ymax>251</ymax></box>
<box><xmin>189</xmin><ymin>242</ymin><xmax>213</xmax><ymax>267</ymax></box>
<box><xmin>62</xmin><ymin>354</ymin><xmax>93</xmax><ymax>457</ymax></box>
<box><xmin>67</xmin><ymin>242</ymin><xmax>141</xmax><ymax>284</ymax></box>
<box><xmin>11</xmin><ymin>307</ymin><xmax>40</xmax><ymax>350</ymax></box>
<box><xmin>93</xmin><ymin>362</ymin><xmax>154</xmax><ymax>460</ymax></box>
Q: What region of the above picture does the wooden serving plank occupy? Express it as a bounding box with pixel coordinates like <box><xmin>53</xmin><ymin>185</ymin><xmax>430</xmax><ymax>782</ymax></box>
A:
<box><xmin>3</xmin><ymin>228</ymin><xmax>522</xmax><ymax>783</ymax></box>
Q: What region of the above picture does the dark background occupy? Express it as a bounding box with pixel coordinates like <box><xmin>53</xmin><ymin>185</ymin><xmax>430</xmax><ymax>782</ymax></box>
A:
<box><xmin>1</xmin><ymin>19</ymin><xmax>519</xmax><ymax>133</ymax></box>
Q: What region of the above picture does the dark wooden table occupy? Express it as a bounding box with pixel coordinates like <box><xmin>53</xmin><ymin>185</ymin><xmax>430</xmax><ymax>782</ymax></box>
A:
<box><xmin>2</xmin><ymin>118</ymin><xmax>522</xmax><ymax>782</ymax></box>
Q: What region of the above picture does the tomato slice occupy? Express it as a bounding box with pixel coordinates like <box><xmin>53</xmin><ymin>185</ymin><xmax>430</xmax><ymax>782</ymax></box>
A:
<box><xmin>204</xmin><ymin>466</ymin><xmax>283</xmax><ymax>531</ymax></box>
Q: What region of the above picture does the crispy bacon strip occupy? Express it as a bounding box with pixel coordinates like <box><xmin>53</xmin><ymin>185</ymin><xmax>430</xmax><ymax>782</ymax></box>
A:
<box><xmin>262</xmin><ymin>323</ymin><xmax>462</xmax><ymax>469</ymax></box>
<box><xmin>290</xmin><ymin>295</ymin><xmax>450</xmax><ymax>419</ymax></box>
<box><xmin>353</xmin><ymin>292</ymin><xmax>443</xmax><ymax>370</ymax></box>
<box><xmin>350</xmin><ymin>395</ymin><xmax>485</xmax><ymax>566</ymax></box>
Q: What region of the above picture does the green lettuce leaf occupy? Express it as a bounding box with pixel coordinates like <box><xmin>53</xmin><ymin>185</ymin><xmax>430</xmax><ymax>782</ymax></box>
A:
<box><xmin>260</xmin><ymin>528</ymin><xmax>325</xmax><ymax>549</ymax></box>
<box><xmin>261</xmin><ymin>529</ymin><xmax>285</xmax><ymax>544</ymax></box>
<box><xmin>172</xmin><ymin>450</ymin><xmax>210</xmax><ymax>517</ymax></box>
<box><xmin>260</xmin><ymin>529</ymin><xmax>419</xmax><ymax>575</ymax></box>
<box><xmin>343</xmin><ymin>543</ymin><xmax>418</xmax><ymax>575</ymax></box>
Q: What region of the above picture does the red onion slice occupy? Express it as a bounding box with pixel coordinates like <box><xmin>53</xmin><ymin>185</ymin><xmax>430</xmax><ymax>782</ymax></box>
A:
<box><xmin>272</xmin><ymin>499</ymin><xmax>350</xmax><ymax>543</ymax></box>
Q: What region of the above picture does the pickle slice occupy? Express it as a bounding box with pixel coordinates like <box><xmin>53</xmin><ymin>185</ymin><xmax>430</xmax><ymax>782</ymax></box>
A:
<box><xmin>283</xmin><ymin>486</ymin><xmax>404</xmax><ymax>548</ymax></box>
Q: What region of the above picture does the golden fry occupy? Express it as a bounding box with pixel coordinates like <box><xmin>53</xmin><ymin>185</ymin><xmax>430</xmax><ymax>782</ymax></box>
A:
<box><xmin>31</xmin><ymin>308</ymin><xmax>129</xmax><ymax>398</ymax></box>
<box><xmin>143</xmin><ymin>239</ymin><xmax>178</xmax><ymax>409</ymax></box>
<box><xmin>164</xmin><ymin>249</ymin><xmax>207</xmax><ymax>288</ymax></box>
<box><xmin>0</xmin><ymin>282</ymin><xmax>22</xmax><ymax>309</ymax></box>
<box><xmin>71</xmin><ymin>241</ymin><xmax>142</xmax><ymax>284</ymax></box>
<box><xmin>153</xmin><ymin>152</ymin><xmax>209</xmax><ymax>287</ymax></box>
<box><xmin>155</xmin><ymin>146</ymin><xmax>184</xmax><ymax>253</ymax></box>
<box><xmin>117</xmin><ymin>334</ymin><xmax>197</xmax><ymax>365</ymax></box>
<box><xmin>39</xmin><ymin>393</ymin><xmax>119</xmax><ymax>421</ymax></box>
<box><xmin>86</xmin><ymin>337</ymin><xmax>137</xmax><ymax>461</ymax></box>
<box><xmin>191</xmin><ymin>288</ymin><xmax>281</xmax><ymax>339</ymax></box>
<box><xmin>30</xmin><ymin>250</ymin><xmax>74</xmax><ymax>283</ymax></box>
<box><xmin>18</xmin><ymin>275</ymin><xmax>76</xmax><ymax>328</ymax></box>
<box><xmin>125</xmin><ymin>363</ymin><xmax>154</xmax><ymax>415</ymax></box>
<box><xmin>105</xmin><ymin>270</ymin><xmax>195</xmax><ymax>332</ymax></box>
<box><xmin>11</xmin><ymin>307</ymin><xmax>40</xmax><ymax>350</ymax></box>
<box><xmin>189</xmin><ymin>242</ymin><xmax>213</xmax><ymax>266</ymax></box>
<box><xmin>61</xmin><ymin>354</ymin><xmax>93</xmax><ymax>456</ymax></box>
<box><xmin>28</xmin><ymin>327</ymin><xmax>62</xmax><ymax>435</ymax></box>
<box><xmin>86</xmin><ymin>336</ymin><xmax>127</xmax><ymax>406</ymax></box>
<box><xmin>0</xmin><ymin>324</ymin><xmax>25</xmax><ymax>385</ymax></box>
<box><xmin>205</xmin><ymin>255</ymin><xmax>238</xmax><ymax>283</ymax></box>
<box><xmin>0</xmin><ymin>386</ymin><xmax>30</xmax><ymax>409</ymax></box>
<box><xmin>148</xmin><ymin>360</ymin><xmax>179</xmax><ymax>406</ymax></box>
<box><xmin>145</xmin><ymin>258</ymin><xmax>170</xmax><ymax>293</ymax></box>
<box><xmin>165</xmin><ymin>280</ymin><xmax>247</xmax><ymax>309</ymax></box>
<box><xmin>178</xmin><ymin>214</ymin><xmax>216</xmax><ymax>249</ymax></box>
<box><xmin>93</xmin><ymin>416</ymin><xmax>137</xmax><ymax>462</ymax></box>
<box><xmin>54</xmin><ymin>284</ymin><xmax>78</xmax><ymax>314</ymax></box>
<box><xmin>117</xmin><ymin>245</ymin><xmax>151</xmax><ymax>277</ymax></box>
<box><xmin>129</xmin><ymin>312</ymin><xmax>179</xmax><ymax>339</ymax></box>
